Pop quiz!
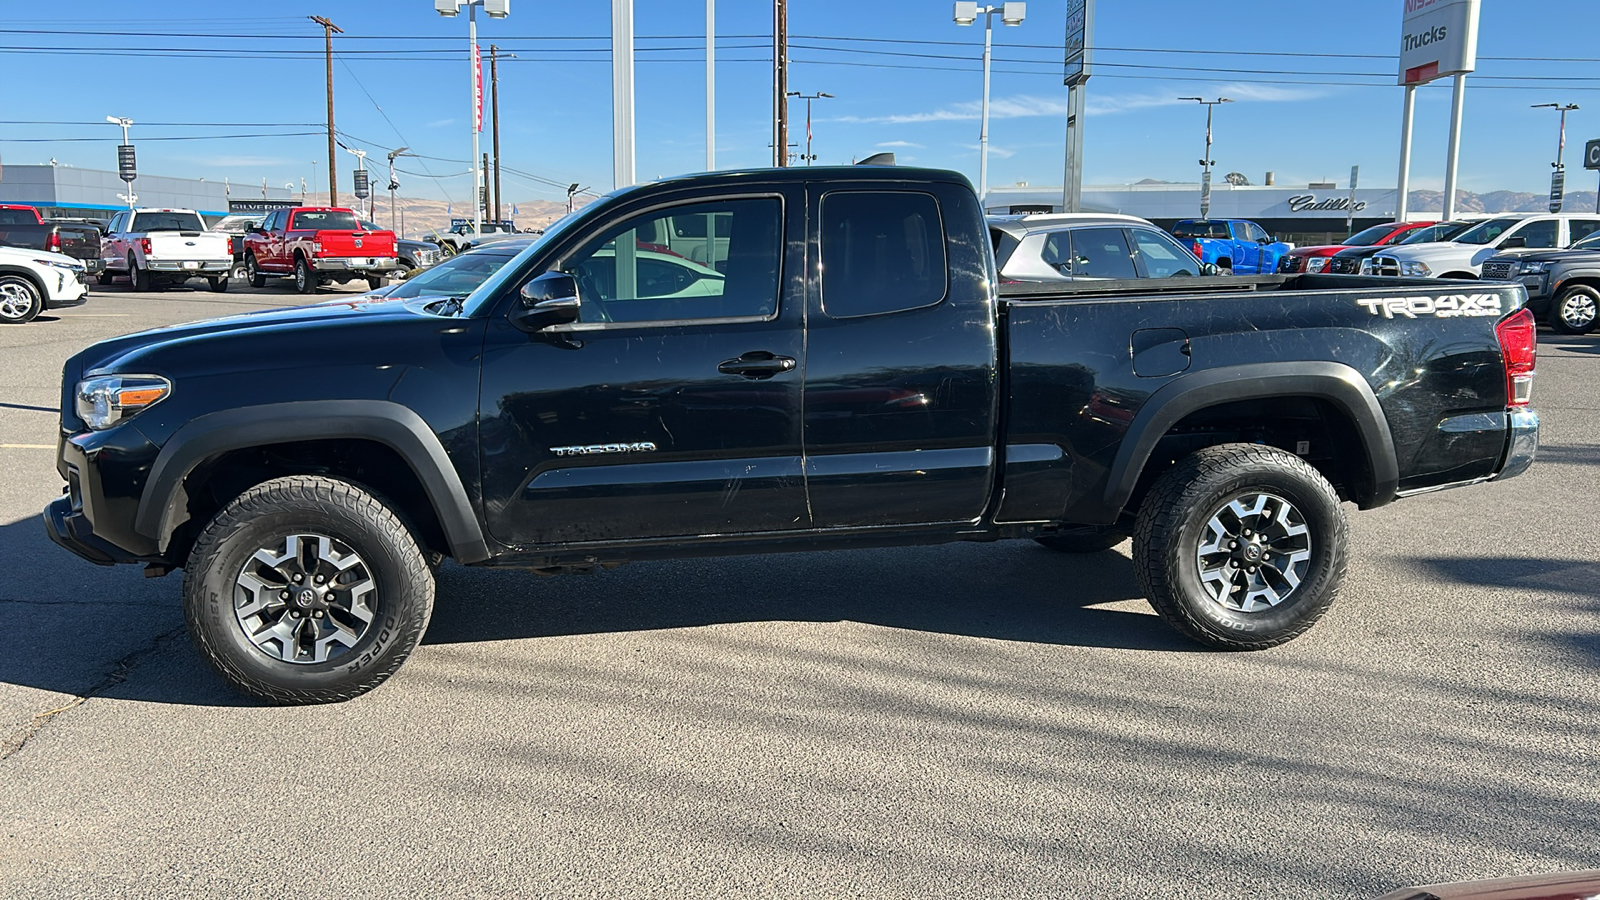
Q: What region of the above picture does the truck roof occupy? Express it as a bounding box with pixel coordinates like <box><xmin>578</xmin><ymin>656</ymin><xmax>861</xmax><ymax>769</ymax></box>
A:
<box><xmin>630</xmin><ymin>165</ymin><xmax>973</xmax><ymax>193</ymax></box>
<box><xmin>285</xmin><ymin>206</ymin><xmax>356</xmax><ymax>213</ymax></box>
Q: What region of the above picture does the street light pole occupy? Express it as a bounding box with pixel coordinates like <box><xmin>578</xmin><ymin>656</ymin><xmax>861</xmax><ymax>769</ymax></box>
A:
<box><xmin>785</xmin><ymin>92</ymin><xmax>834</xmax><ymax>164</ymax></box>
<box><xmin>954</xmin><ymin>3</ymin><xmax>1026</xmax><ymax>203</ymax></box>
<box><xmin>1180</xmin><ymin>97</ymin><xmax>1232</xmax><ymax>219</ymax></box>
<box><xmin>435</xmin><ymin>0</ymin><xmax>508</xmax><ymax>234</ymax></box>
<box><xmin>106</xmin><ymin>116</ymin><xmax>135</xmax><ymax>209</ymax></box>
<box><xmin>1532</xmin><ymin>103</ymin><xmax>1580</xmax><ymax>213</ymax></box>
<box><xmin>386</xmin><ymin>146</ymin><xmax>412</xmax><ymax>232</ymax></box>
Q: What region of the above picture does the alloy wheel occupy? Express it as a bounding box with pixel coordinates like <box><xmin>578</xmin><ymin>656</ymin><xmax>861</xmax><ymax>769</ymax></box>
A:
<box><xmin>0</xmin><ymin>281</ymin><xmax>37</xmax><ymax>320</ymax></box>
<box><xmin>233</xmin><ymin>533</ymin><xmax>378</xmax><ymax>665</ymax></box>
<box><xmin>1194</xmin><ymin>492</ymin><xmax>1313</xmax><ymax>612</ymax></box>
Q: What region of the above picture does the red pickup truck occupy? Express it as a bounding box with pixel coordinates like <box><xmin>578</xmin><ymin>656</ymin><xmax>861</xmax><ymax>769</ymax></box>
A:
<box><xmin>241</xmin><ymin>206</ymin><xmax>398</xmax><ymax>293</ymax></box>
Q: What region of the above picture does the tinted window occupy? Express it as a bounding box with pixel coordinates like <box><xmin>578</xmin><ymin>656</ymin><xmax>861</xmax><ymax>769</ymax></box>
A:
<box><xmin>292</xmin><ymin>210</ymin><xmax>360</xmax><ymax>231</ymax></box>
<box><xmin>1514</xmin><ymin>220</ymin><xmax>1559</xmax><ymax>249</ymax></box>
<box><xmin>389</xmin><ymin>250</ymin><xmax>520</xmax><ymax>299</ymax></box>
<box><xmin>1345</xmin><ymin>223</ymin><xmax>1398</xmax><ymax>246</ymax></box>
<box><xmin>1131</xmin><ymin>228</ymin><xmax>1198</xmax><ymax>277</ymax></box>
<box><xmin>991</xmin><ymin>228</ymin><xmax>1020</xmax><ymax>270</ymax></box>
<box><xmin>1454</xmin><ymin>218</ymin><xmax>1519</xmax><ymax>245</ymax></box>
<box><xmin>132</xmin><ymin>211</ymin><xmax>205</xmax><ymax>232</ymax></box>
<box><xmin>1070</xmin><ymin>228</ymin><xmax>1137</xmax><ymax>279</ymax></box>
<box><xmin>1171</xmin><ymin>220</ymin><xmax>1229</xmax><ymax>239</ymax></box>
<box><xmin>821</xmin><ymin>191</ymin><xmax>946</xmax><ymax>318</ymax></box>
<box><xmin>563</xmin><ymin>197</ymin><xmax>777</xmax><ymax>324</ymax></box>
<box><xmin>1572</xmin><ymin>231</ymin><xmax>1600</xmax><ymax>251</ymax></box>
<box><xmin>1569</xmin><ymin>220</ymin><xmax>1600</xmax><ymax>244</ymax></box>
<box><xmin>1040</xmin><ymin>233</ymin><xmax>1073</xmax><ymax>270</ymax></box>
<box><xmin>1400</xmin><ymin>222</ymin><xmax>1468</xmax><ymax>244</ymax></box>
<box><xmin>0</xmin><ymin>209</ymin><xmax>36</xmax><ymax>226</ymax></box>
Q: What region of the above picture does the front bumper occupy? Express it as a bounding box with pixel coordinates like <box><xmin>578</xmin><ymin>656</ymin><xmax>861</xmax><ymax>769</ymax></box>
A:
<box><xmin>313</xmin><ymin>257</ymin><xmax>398</xmax><ymax>273</ymax></box>
<box><xmin>43</xmin><ymin>494</ymin><xmax>122</xmax><ymax>566</ymax></box>
<box><xmin>146</xmin><ymin>259</ymin><xmax>233</xmax><ymax>274</ymax></box>
<box><xmin>1492</xmin><ymin>407</ymin><xmax>1539</xmax><ymax>482</ymax></box>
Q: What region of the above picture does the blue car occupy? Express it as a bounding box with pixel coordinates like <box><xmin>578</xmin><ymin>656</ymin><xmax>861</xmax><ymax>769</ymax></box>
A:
<box><xmin>1171</xmin><ymin>219</ymin><xmax>1293</xmax><ymax>275</ymax></box>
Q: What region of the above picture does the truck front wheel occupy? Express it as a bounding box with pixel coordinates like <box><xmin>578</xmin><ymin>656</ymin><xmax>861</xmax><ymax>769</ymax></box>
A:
<box><xmin>293</xmin><ymin>257</ymin><xmax>314</xmax><ymax>294</ymax></box>
<box><xmin>130</xmin><ymin>255</ymin><xmax>150</xmax><ymax>292</ymax></box>
<box><xmin>1132</xmin><ymin>443</ymin><xmax>1347</xmax><ymax>650</ymax></box>
<box><xmin>182</xmin><ymin>475</ymin><xmax>435</xmax><ymax>704</ymax></box>
<box><xmin>1550</xmin><ymin>285</ymin><xmax>1599</xmax><ymax>335</ymax></box>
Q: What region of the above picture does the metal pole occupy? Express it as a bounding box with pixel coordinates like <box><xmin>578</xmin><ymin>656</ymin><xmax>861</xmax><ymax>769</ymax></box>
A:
<box><xmin>1062</xmin><ymin>84</ymin><xmax>1083</xmax><ymax>213</ymax></box>
<box><xmin>805</xmin><ymin>96</ymin><xmax>813</xmax><ymax>164</ymax></box>
<box><xmin>612</xmin><ymin>0</ymin><xmax>635</xmax><ymax>188</ymax></box>
<box><xmin>1200</xmin><ymin>102</ymin><xmax>1213</xmax><ymax>219</ymax></box>
<box><xmin>1442</xmin><ymin>74</ymin><xmax>1467</xmax><ymax>221</ymax></box>
<box><xmin>1396</xmin><ymin>85</ymin><xmax>1415</xmax><ymax>220</ymax></box>
<box><xmin>469</xmin><ymin>3</ymin><xmax>481</xmax><ymax>235</ymax></box>
<box><xmin>978</xmin><ymin>9</ymin><xmax>993</xmax><ymax>201</ymax></box>
<box><xmin>706</xmin><ymin>0</ymin><xmax>715</xmax><ymax>171</ymax></box>
<box><xmin>310</xmin><ymin>16</ymin><xmax>341</xmax><ymax>207</ymax></box>
<box><xmin>491</xmin><ymin>44</ymin><xmax>502</xmax><ymax>224</ymax></box>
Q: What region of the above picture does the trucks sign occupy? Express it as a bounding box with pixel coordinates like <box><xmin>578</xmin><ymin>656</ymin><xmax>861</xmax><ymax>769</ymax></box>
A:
<box><xmin>1398</xmin><ymin>0</ymin><xmax>1480</xmax><ymax>86</ymax></box>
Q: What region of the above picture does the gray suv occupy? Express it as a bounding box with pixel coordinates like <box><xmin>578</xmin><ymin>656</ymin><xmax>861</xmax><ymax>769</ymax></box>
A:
<box><xmin>1481</xmin><ymin>229</ymin><xmax>1600</xmax><ymax>334</ymax></box>
<box><xmin>989</xmin><ymin>213</ymin><xmax>1207</xmax><ymax>283</ymax></box>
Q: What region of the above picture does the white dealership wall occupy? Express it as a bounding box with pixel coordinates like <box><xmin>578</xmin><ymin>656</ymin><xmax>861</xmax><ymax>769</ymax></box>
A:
<box><xmin>983</xmin><ymin>182</ymin><xmax>1405</xmax><ymax>222</ymax></box>
<box><xmin>0</xmin><ymin>165</ymin><xmax>293</xmax><ymax>218</ymax></box>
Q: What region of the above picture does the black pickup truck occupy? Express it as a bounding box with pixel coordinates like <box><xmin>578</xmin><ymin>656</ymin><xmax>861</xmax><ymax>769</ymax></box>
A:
<box><xmin>44</xmin><ymin>166</ymin><xmax>1540</xmax><ymax>704</ymax></box>
<box><xmin>0</xmin><ymin>207</ymin><xmax>105</xmax><ymax>276</ymax></box>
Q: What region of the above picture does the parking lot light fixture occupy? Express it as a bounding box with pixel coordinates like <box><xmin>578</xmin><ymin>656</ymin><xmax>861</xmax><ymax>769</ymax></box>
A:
<box><xmin>1531</xmin><ymin>103</ymin><xmax>1580</xmax><ymax>170</ymax></box>
<box><xmin>1180</xmin><ymin>97</ymin><xmax>1232</xmax><ymax>219</ymax></box>
<box><xmin>434</xmin><ymin>0</ymin><xmax>509</xmax><ymax>235</ymax></box>
<box><xmin>953</xmin><ymin>3</ymin><xmax>1025</xmax><ymax>201</ymax></box>
<box><xmin>786</xmin><ymin>91</ymin><xmax>834</xmax><ymax>165</ymax></box>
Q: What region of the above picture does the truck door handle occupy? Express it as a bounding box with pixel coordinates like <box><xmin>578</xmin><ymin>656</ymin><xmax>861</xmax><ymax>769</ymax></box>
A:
<box><xmin>718</xmin><ymin>351</ymin><xmax>796</xmax><ymax>379</ymax></box>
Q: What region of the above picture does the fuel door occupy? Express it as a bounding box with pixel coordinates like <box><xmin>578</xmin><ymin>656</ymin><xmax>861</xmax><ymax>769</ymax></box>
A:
<box><xmin>1131</xmin><ymin>327</ymin><xmax>1191</xmax><ymax>378</ymax></box>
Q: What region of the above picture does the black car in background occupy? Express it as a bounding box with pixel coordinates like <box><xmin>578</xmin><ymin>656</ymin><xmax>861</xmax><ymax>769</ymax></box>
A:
<box><xmin>1325</xmin><ymin>221</ymin><xmax>1477</xmax><ymax>274</ymax></box>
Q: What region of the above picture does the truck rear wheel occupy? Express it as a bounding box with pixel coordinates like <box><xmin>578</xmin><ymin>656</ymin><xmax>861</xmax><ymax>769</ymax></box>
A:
<box><xmin>1550</xmin><ymin>285</ymin><xmax>1599</xmax><ymax>335</ymax></box>
<box><xmin>207</xmin><ymin>276</ymin><xmax>229</xmax><ymax>293</ymax></box>
<box><xmin>293</xmin><ymin>257</ymin><xmax>314</xmax><ymax>294</ymax></box>
<box><xmin>1035</xmin><ymin>525</ymin><xmax>1130</xmax><ymax>553</ymax></box>
<box><xmin>1132</xmin><ymin>443</ymin><xmax>1347</xmax><ymax>650</ymax></box>
<box><xmin>96</xmin><ymin>270</ymin><xmax>113</xmax><ymax>286</ymax></box>
<box><xmin>182</xmin><ymin>475</ymin><xmax>435</xmax><ymax>704</ymax></box>
<box><xmin>130</xmin><ymin>255</ymin><xmax>150</xmax><ymax>292</ymax></box>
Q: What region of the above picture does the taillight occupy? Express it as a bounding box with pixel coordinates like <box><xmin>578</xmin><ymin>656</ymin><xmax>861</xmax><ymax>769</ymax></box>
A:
<box><xmin>140</xmin><ymin>237</ymin><xmax>151</xmax><ymax>256</ymax></box>
<box><xmin>227</xmin><ymin>237</ymin><xmax>235</xmax><ymax>255</ymax></box>
<box><xmin>46</xmin><ymin>231</ymin><xmax>61</xmax><ymax>251</ymax></box>
<box><xmin>1495</xmin><ymin>307</ymin><xmax>1536</xmax><ymax>407</ymax></box>
<box><xmin>1192</xmin><ymin>241</ymin><xmax>1203</xmax><ymax>258</ymax></box>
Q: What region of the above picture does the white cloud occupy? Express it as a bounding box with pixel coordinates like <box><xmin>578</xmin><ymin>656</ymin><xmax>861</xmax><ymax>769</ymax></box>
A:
<box><xmin>962</xmin><ymin>143</ymin><xmax>1015</xmax><ymax>159</ymax></box>
<box><xmin>1087</xmin><ymin>83</ymin><xmax>1327</xmax><ymax>116</ymax></box>
<box><xmin>833</xmin><ymin>85</ymin><xmax>1327</xmax><ymax>125</ymax></box>
<box><xmin>834</xmin><ymin>95</ymin><xmax>1064</xmax><ymax>125</ymax></box>
<box><xmin>427</xmin><ymin>118</ymin><xmax>456</xmax><ymax>128</ymax></box>
<box><xmin>876</xmin><ymin>140</ymin><xmax>924</xmax><ymax>148</ymax></box>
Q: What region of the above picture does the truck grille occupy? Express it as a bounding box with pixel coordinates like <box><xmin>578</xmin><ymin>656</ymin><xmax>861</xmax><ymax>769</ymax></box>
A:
<box><xmin>1328</xmin><ymin>257</ymin><xmax>1360</xmax><ymax>274</ymax></box>
<box><xmin>1278</xmin><ymin>256</ymin><xmax>1305</xmax><ymax>274</ymax></box>
<box><xmin>1372</xmin><ymin>256</ymin><xmax>1401</xmax><ymax>277</ymax></box>
<box><xmin>1481</xmin><ymin>261</ymin><xmax>1516</xmax><ymax>281</ymax></box>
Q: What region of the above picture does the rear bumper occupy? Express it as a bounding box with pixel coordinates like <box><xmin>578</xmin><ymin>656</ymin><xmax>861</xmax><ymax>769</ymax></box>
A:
<box><xmin>1492</xmin><ymin>408</ymin><xmax>1539</xmax><ymax>482</ymax></box>
<box><xmin>313</xmin><ymin>257</ymin><xmax>398</xmax><ymax>273</ymax></box>
<box><xmin>146</xmin><ymin>259</ymin><xmax>232</xmax><ymax>274</ymax></box>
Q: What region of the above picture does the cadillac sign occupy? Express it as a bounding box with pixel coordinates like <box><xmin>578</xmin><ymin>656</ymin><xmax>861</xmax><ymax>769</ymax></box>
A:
<box><xmin>1398</xmin><ymin>0</ymin><xmax>1480</xmax><ymax>86</ymax></box>
<box><xmin>1287</xmin><ymin>195</ymin><xmax>1368</xmax><ymax>214</ymax></box>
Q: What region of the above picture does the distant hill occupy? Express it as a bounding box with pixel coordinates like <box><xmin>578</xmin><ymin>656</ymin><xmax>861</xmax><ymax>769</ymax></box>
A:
<box><xmin>1406</xmin><ymin>189</ymin><xmax>1599</xmax><ymax>214</ymax></box>
<box><xmin>290</xmin><ymin>192</ymin><xmax>588</xmax><ymax>239</ymax></box>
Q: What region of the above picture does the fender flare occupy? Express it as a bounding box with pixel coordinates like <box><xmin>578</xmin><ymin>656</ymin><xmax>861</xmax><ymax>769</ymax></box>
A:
<box><xmin>134</xmin><ymin>399</ymin><xmax>491</xmax><ymax>563</ymax></box>
<box><xmin>1102</xmin><ymin>361</ymin><xmax>1399</xmax><ymax>515</ymax></box>
<box><xmin>0</xmin><ymin>265</ymin><xmax>49</xmax><ymax>299</ymax></box>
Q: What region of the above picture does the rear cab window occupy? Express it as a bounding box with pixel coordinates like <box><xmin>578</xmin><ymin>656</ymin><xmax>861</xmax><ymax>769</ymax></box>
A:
<box><xmin>821</xmin><ymin>191</ymin><xmax>947</xmax><ymax>318</ymax></box>
<box><xmin>132</xmin><ymin>211</ymin><xmax>205</xmax><ymax>232</ymax></box>
<box><xmin>1170</xmin><ymin>220</ymin><xmax>1229</xmax><ymax>240</ymax></box>
<box><xmin>291</xmin><ymin>210</ymin><xmax>360</xmax><ymax>231</ymax></box>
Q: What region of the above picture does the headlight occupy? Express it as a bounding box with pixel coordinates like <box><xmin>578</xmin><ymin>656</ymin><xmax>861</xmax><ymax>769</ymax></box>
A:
<box><xmin>33</xmin><ymin>257</ymin><xmax>81</xmax><ymax>271</ymax></box>
<box><xmin>1400</xmin><ymin>260</ymin><xmax>1432</xmax><ymax>277</ymax></box>
<box><xmin>75</xmin><ymin>374</ymin><xmax>171</xmax><ymax>431</ymax></box>
<box><xmin>1307</xmin><ymin>257</ymin><xmax>1329</xmax><ymax>273</ymax></box>
<box><xmin>1520</xmin><ymin>261</ymin><xmax>1547</xmax><ymax>274</ymax></box>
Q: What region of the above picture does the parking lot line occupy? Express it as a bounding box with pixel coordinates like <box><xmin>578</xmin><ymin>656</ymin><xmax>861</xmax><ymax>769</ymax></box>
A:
<box><xmin>0</xmin><ymin>444</ymin><xmax>56</xmax><ymax>449</ymax></box>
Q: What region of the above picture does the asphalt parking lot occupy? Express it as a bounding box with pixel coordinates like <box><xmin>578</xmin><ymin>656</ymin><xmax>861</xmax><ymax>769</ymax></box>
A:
<box><xmin>1</xmin><ymin>282</ymin><xmax>1597</xmax><ymax>898</ymax></box>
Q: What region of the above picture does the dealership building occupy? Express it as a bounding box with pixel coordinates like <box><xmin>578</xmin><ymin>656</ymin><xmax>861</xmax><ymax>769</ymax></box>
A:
<box><xmin>983</xmin><ymin>180</ymin><xmax>1433</xmax><ymax>246</ymax></box>
<box><xmin>0</xmin><ymin>164</ymin><xmax>295</xmax><ymax>222</ymax></box>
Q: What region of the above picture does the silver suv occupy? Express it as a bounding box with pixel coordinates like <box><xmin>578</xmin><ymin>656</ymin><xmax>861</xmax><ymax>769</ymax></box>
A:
<box><xmin>989</xmin><ymin>213</ymin><xmax>1208</xmax><ymax>283</ymax></box>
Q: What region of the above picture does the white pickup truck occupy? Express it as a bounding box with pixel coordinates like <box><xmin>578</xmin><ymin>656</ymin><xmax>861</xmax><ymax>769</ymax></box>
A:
<box><xmin>99</xmin><ymin>208</ymin><xmax>234</xmax><ymax>292</ymax></box>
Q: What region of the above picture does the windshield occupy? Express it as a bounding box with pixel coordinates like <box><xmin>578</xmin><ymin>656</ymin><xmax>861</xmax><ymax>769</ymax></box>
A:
<box><xmin>213</xmin><ymin>215</ymin><xmax>263</xmax><ymax>233</ymax></box>
<box><xmin>1170</xmin><ymin>221</ymin><xmax>1229</xmax><ymax>239</ymax></box>
<box><xmin>1343</xmin><ymin>224</ymin><xmax>1398</xmax><ymax>246</ymax></box>
<box><xmin>1400</xmin><ymin>222</ymin><xmax>1464</xmax><ymax>244</ymax></box>
<box><xmin>1452</xmin><ymin>218</ymin><xmax>1520</xmax><ymax>245</ymax></box>
<box><xmin>133</xmin><ymin>211</ymin><xmax>206</xmax><ymax>232</ymax></box>
<box><xmin>1570</xmin><ymin>232</ymin><xmax>1600</xmax><ymax>252</ymax></box>
<box><xmin>387</xmin><ymin>249</ymin><xmax>521</xmax><ymax>300</ymax></box>
<box><xmin>459</xmin><ymin>201</ymin><xmax>608</xmax><ymax>317</ymax></box>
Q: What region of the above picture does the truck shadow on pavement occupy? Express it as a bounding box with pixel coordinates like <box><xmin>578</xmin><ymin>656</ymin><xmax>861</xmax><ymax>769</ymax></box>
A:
<box><xmin>0</xmin><ymin>514</ymin><xmax>1185</xmax><ymax>707</ymax></box>
<box><xmin>1410</xmin><ymin>554</ymin><xmax>1600</xmax><ymax>666</ymax></box>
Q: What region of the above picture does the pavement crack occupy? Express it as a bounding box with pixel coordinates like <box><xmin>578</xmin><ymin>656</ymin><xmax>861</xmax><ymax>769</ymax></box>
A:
<box><xmin>0</xmin><ymin>624</ymin><xmax>187</xmax><ymax>761</ymax></box>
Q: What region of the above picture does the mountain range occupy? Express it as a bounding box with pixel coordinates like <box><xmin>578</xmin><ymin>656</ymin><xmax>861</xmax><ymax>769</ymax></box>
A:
<box><xmin>1406</xmin><ymin>190</ymin><xmax>1600</xmax><ymax>215</ymax></box>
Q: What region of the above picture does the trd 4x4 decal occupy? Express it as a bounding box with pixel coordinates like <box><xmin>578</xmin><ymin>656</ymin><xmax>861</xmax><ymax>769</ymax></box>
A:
<box><xmin>1357</xmin><ymin>294</ymin><xmax>1504</xmax><ymax>319</ymax></box>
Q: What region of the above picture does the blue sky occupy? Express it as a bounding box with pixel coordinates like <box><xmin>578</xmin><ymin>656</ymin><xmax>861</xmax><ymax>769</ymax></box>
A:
<box><xmin>2</xmin><ymin>0</ymin><xmax>1598</xmax><ymax>205</ymax></box>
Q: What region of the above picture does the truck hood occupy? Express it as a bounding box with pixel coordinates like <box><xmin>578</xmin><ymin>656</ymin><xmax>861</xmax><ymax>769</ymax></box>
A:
<box><xmin>1378</xmin><ymin>241</ymin><xmax>1520</xmax><ymax>266</ymax></box>
<box><xmin>74</xmin><ymin>296</ymin><xmax>443</xmax><ymax>375</ymax></box>
<box><xmin>1285</xmin><ymin>244</ymin><xmax>1348</xmax><ymax>258</ymax></box>
<box><xmin>0</xmin><ymin>244</ymin><xmax>80</xmax><ymax>267</ymax></box>
<box><xmin>1487</xmin><ymin>248</ymin><xmax>1600</xmax><ymax>265</ymax></box>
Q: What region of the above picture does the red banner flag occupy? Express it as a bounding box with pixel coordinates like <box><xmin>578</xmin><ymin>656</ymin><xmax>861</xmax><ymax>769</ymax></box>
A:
<box><xmin>473</xmin><ymin>43</ymin><xmax>484</xmax><ymax>133</ymax></box>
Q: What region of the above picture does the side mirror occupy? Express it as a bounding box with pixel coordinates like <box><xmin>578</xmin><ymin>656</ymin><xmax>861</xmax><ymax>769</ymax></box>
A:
<box><xmin>1500</xmin><ymin>236</ymin><xmax>1527</xmax><ymax>249</ymax></box>
<box><xmin>1200</xmin><ymin>262</ymin><xmax>1220</xmax><ymax>276</ymax></box>
<box><xmin>510</xmin><ymin>271</ymin><xmax>582</xmax><ymax>332</ymax></box>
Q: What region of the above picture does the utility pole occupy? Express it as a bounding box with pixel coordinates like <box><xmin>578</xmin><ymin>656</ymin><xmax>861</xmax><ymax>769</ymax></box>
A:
<box><xmin>309</xmin><ymin>16</ymin><xmax>342</xmax><ymax>207</ymax></box>
<box><xmin>490</xmin><ymin>44</ymin><xmax>503</xmax><ymax>224</ymax></box>
<box><xmin>774</xmin><ymin>0</ymin><xmax>788</xmax><ymax>166</ymax></box>
<box><xmin>481</xmin><ymin>152</ymin><xmax>490</xmax><ymax>222</ymax></box>
<box><xmin>1180</xmin><ymin>96</ymin><xmax>1232</xmax><ymax>219</ymax></box>
<box><xmin>706</xmin><ymin>0</ymin><xmax>714</xmax><ymax>170</ymax></box>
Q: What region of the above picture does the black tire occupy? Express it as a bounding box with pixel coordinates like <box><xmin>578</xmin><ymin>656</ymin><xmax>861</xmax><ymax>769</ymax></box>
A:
<box><xmin>130</xmin><ymin>255</ymin><xmax>151</xmax><ymax>292</ymax></box>
<box><xmin>293</xmin><ymin>256</ymin><xmax>314</xmax><ymax>294</ymax></box>
<box><xmin>366</xmin><ymin>275</ymin><xmax>384</xmax><ymax>291</ymax></box>
<box><xmin>1549</xmin><ymin>284</ymin><xmax>1599</xmax><ymax>335</ymax></box>
<box><xmin>96</xmin><ymin>269</ymin><xmax>113</xmax><ymax>286</ymax></box>
<box><xmin>246</xmin><ymin>253</ymin><xmax>267</xmax><ymax>289</ymax></box>
<box><xmin>207</xmin><ymin>276</ymin><xmax>229</xmax><ymax>293</ymax></box>
<box><xmin>1035</xmin><ymin>525</ymin><xmax>1131</xmax><ymax>553</ymax></box>
<box><xmin>0</xmin><ymin>274</ymin><xmax>43</xmax><ymax>324</ymax></box>
<box><xmin>1132</xmin><ymin>443</ymin><xmax>1347</xmax><ymax>650</ymax></box>
<box><xmin>182</xmin><ymin>475</ymin><xmax>434</xmax><ymax>704</ymax></box>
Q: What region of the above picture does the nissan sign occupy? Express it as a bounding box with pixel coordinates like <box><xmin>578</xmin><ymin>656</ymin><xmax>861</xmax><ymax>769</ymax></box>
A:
<box><xmin>1398</xmin><ymin>0</ymin><xmax>1480</xmax><ymax>86</ymax></box>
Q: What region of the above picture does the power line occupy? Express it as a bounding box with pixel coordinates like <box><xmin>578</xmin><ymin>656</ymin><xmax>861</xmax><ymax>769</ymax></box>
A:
<box><xmin>0</xmin><ymin>132</ymin><xmax>324</xmax><ymax>143</ymax></box>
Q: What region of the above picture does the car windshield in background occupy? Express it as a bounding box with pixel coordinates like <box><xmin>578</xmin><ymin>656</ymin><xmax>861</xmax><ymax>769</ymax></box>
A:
<box><xmin>1400</xmin><ymin>222</ymin><xmax>1464</xmax><ymax>244</ymax></box>
<box><xmin>387</xmin><ymin>249</ymin><xmax>521</xmax><ymax>300</ymax></box>
<box><xmin>1570</xmin><ymin>232</ymin><xmax>1600</xmax><ymax>252</ymax></box>
<box><xmin>1170</xmin><ymin>221</ymin><xmax>1229</xmax><ymax>239</ymax></box>
<box><xmin>133</xmin><ymin>212</ymin><xmax>205</xmax><ymax>232</ymax></box>
<box><xmin>292</xmin><ymin>210</ymin><xmax>360</xmax><ymax>231</ymax></box>
<box><xmin>212</xmin><ymin>215</ymin><xmax>263</xmax><ymax>233</ymax></box>
<box><xmin>1452</xmin><ymin>217</ymin><xmax>1520</xmax><ymax>245</ymax></box>
<box><xmin>0</xmin><ymin>210</ymin><xmax>37</xmax><ymax>225</ymax></box>
<box><xmin>1344</xmin><ymin>224</ymin><xmax>1398</xmax><ymax>245</ymax></box>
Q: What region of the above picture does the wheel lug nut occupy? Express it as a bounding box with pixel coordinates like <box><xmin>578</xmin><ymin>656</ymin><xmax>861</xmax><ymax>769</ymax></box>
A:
<box><xmin>292</xmin><ymin>574</ymin><xmax>303</xmax><ymax>583</ymax></box>
<box><xmin>280</xmin><ymin>590</ymin><xmax>290</xmax><ymax>600</ymax></box>
<box><xmin>314</xmin><ymin>575</ymin><xmax>324</xmax><ymax>585</ymax></box>
<box><xmin>291</xmin><ymin>610</ymin><xmax>302</xmax><ymax>618</ymax></box>
<box><xmin>1243</xmin><ymin>529</ymin><xmax>1252</xmax><ymax>537</ymax></box>
<box><xmin>313</xmin><ymin>610</ymin><xmax>324</xmax><ymax>619</ymax></box>
<box><xmin>1229</xmin><ymin>541</ymin><xmax>1238</xmax><ymax>549</ymax></box>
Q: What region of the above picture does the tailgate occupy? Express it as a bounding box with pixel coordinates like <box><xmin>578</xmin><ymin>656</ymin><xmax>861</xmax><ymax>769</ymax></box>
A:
<box><xmin>315</xmin><ymin>230</ymin><xmax>396</xmax><ymax>258</ymax></box>
<box><xmin>148</xmin><ymin>231</ymin><xmax>229</xmax><ymax>259</ymax></box>
<box><xmin>55</xmin><ymin>226</ymin><xmax>101</xmax><ymax>261</ymax></box>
